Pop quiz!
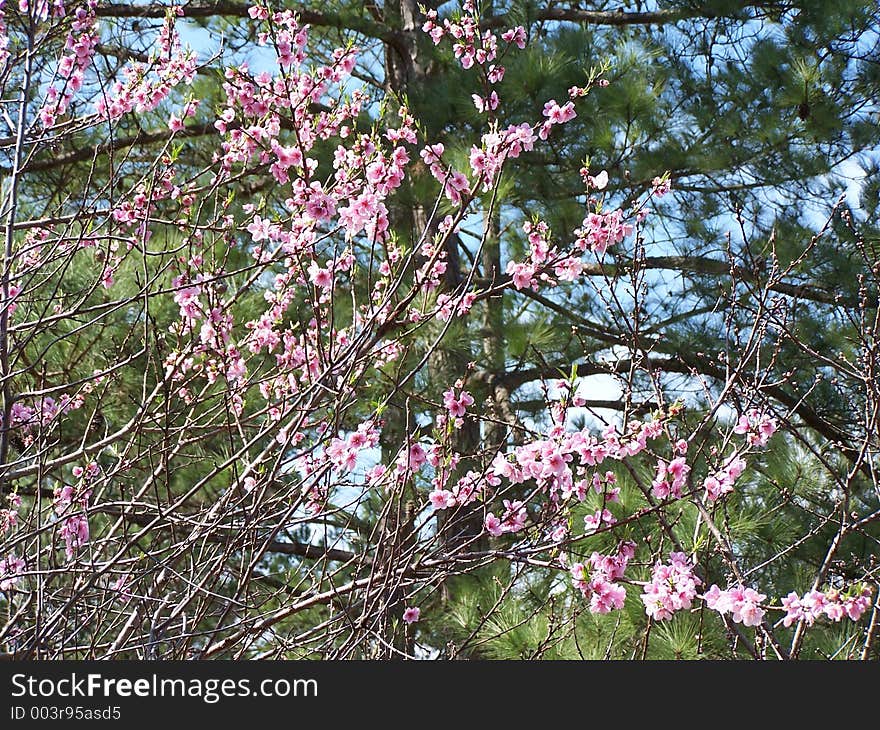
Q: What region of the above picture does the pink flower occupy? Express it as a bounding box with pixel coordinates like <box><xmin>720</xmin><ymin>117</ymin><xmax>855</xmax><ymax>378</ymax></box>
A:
<box><xmin>501</xmin><ymin>26</ymin><xmax>527</xmax><ymax>49</ymax></box>
<box><xmin>443</xmin><ymin>388</ymin><xmax>474</xmax><ymax>419</ymax></box>
<box><xmin>505</xmin><ymin>260</ymin><xmax>536</xmax><ymax>290</ymax></box>
<box><xmin>843</xmin><ymin>587</ymin><xmax>873</xmax><ymax>621</ymax></box>
<box><xmin>308</xmin><ymin>261</ymin><xmax>333</xmax><ymax>289</ymax></box>
<box><xmin>504</xmin><ymin>123</ymin><xmax>535</xmax><ymax>156</ymax></box>
<box><xmin>574</xmin><ymin>209</ymin><xmax>633</xmax><ymax>255</ymax></box>
<box><xmin>704</xmin><ymin>454</ymin><xmax>747</xmax><ymax>502</ymax></box>
<box><xmin>570</xmin><ymin>542</ymin><xmax>635</xmax><ymax>614</ymax></box>
<box><xmin>542</xmin><ymin>99</ymin><xmax>576</xmax><ymax>125</ymax></box>
<box><xmin>500</xmin><ymin>499</ymin><xmax>527</xmax><ymax>533</ymax></box>
<box><xmin>326</xmin><ymin>437</ymin><xmax>358</xmax><ymax>472</ymax></box>
<box><xmin>402</xmin><ymin>607</ymin><xmax>420</xmax><ymax>624</ymax></box>
<box><xmin>419</xmin><ymin>143</ymin><xmax>445</xmax><ymax>165</ymax></box>
<box><xmin>757</xmin><ymin>415</ymin><xmax>777</xmax><ymax>444</ymax></box>
<box><xmin>733</xmin><ymin>588</ymin><xmax>766</xmax><ymax>627</ymax></box>
<box><xmin>429</xmin><ymin>489</ymin><xmax>456</xmax><ymax>510</ymax></box>
<box><xmin>485</xmin><ymin>512</ymin><xmax>504</xmax><ymax>537</ymax></box>
<box><xmin>570</xmin><ymin>562</ymin><xmax>590</xmax><ymax>593</ymax></box>
<box><xmin>583</xmin><ymin>508</ymin><xmax>616</xmax><ymax>532</ymax></box>
<box><xmin>800</xmin><ymin>589</ymin><xmax>827</xmax><ymax>624</ymax></box>
<box><xmin>248</xmin><ymin>4</ymin><xmax>269</xmax><ymax>21</ymax></box>
<box><xmin>60</xmin><ymin>514</ymin><xmax>89</xmax><ymax>559</ymax></box>
<box><xmin>246</xmin><ymin>214</ymin><xmax>272</xmax><ymax>242</ymax></box>
<box><xmin>824</xmin><ymin>601</ymin><xmax>845</xmax><ymax>622</ymax></box>
<box><xmin>471</xmin><ymin>92</ymin><xmax>500</xmax><ymax>113</ymax></box>
<box><xmin>651</xmin><ymin>176</ymin><xmax>671</xmax><ymax>197</ymax></box>
<box><xmin>590</xmin><ymin>579</ymin><xmax>626</xmax><ymax>614</ymax></box>
<box><xmin>703</xmin><ymin>584</ymin><xmax>727</xmax><ymax>612</ymax></box>
<box><xmin>396</xmin><ymin>442</ymin><xmax>427</xmax><ymax>473</ymax></box>
<box><xmin>271</xmin><ymin>140</ymin><xmax>303</xmax><ymax>170</ymax></box>
<box><xmin>0</xmin><ymin>554</ymin><xmax>26</xmax><ymax>591</ymax></box>
<box><xmin>0</xmin><ymin>509</ymin><xmax>17</xmax><ymax>535</ymax></box>
<box><xmin>733</xmin><ymin>409</ymin><xmax>777</xmax><ymax>446</ymax></box>
<box><xmin>666</xmin><ymin>457</ymin><xmax>690</xmax><ymax>494</ymax></box>
<box><xmin>443</xmin><ymin>170</ymin><xmax>470</xmax><ymax>203</ymax></box>
<box><xmin>703</xmin><ymin>584</ymin><xmax>766</xmax><ymax>627</ymax></box>
<box><xmin>640</xmin><ymin>552</ymin><xmax>701</xmax><ymax>621</ymax></box>
<box><xmin>724</xmin><ymin>455</ymin><xmax>746</xmax><ymax>480</ymax></box>
<box><xmin>781</xmin><ymin>585</ymin><xmax>874</xmax><ymax>626</ymax></box>
<box><xmin>781</xmin><ymin>591</ymin><xmax>804</xmax><ymax>627</ymax></box>
<box><xmin>651</xmin><ymin>458</ymin><xmax>688</xmax><ymax>499</ymax></box>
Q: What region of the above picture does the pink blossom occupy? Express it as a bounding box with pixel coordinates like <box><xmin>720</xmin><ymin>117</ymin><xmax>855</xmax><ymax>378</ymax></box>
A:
<box><xmin>419</xmin><ymin>143</ymin><xmax>444</xmax><ymax>166</ymax></box>
<box><xmin>60</xmin><ymin>514</ymin><xmax>89</xmax><ymax>559</ymax></box>
<box><xmin>542</xmin><ymin>99</ymin><xmax>576</xmax><ymax>125</ymax></box>
<box><xmin>248</xmin><ymin>4</ymin><xmax>269</xmax><ymax>21</ymax></box>
<box><xmin>0</xmin><ymin>509</ymin><xmax>17</xmax><ymax>535</ymax></box>
<box><xmin>396</xmin><ymin>442</ymin><xmax>427</xmax><ymax>473</ymax></box>
<box><xmin>570</xmin><ymin>542</ymin><xmax>635</xmax><ymax>614</ymax></box>
<box><xmin>429</xmin><ymin>489</ymin><xmax>457</xmax><ymax>510</ymax></box>
<box><xmin>704</xmin><ymin>584</ymin><xmax>766</xmax><ymax>627</ymax></box>
<box><xmin>504</xmin><ymin>123</ymin><xmax>536</xmax><ymax>156</ymax></box>
<box><xmin>574</xmin><ymin>209</ymin><xmax>633</xmax><ymax>255</ymax></box>
<box><xmin>247</xmin><ymin>215</ymin><xmax>273</xmax><ymax>242</ymax></box>
<box><xmin>651</xmin><ymin>457</ymin><xmax>689</xmax><ymax>500</ymax></box>
<box><xmin>704</xmin><ymin>454</ymin><xmax>747</xmax><ymax>502</ymax></box>
<box><xmin>471</xmin><ymin>91</ymin><xmax>499</xmax><ymax>113</ymax></box>
<box><xmin>651</xmin><ymin>176</ymin><xmax>671</xmax><ymax>197</ymax></box>
<box><xmin>443</xmin><ymin>170</ymin><xmax>470</xmax><ymax>204</ymax></box>
<box><xmin>781</xmin><ymin>585</ymin><xmax>874</xmax><ymax>626</ymax></box>
<box><xmin>402</xmin><ymin>607</ymin><xmax>420</xmax><ymax>624</ymax></box>
<box><xmin>640</xmin><ymin>552</ymin><xmax>701</xmax><ymax>621</ymax></box>
<box><xmin>485</xmin><ymin>512</ymin><xmax>504</xmax><ymax>537</ymax></box>
<box><xmin>0</xmin><ymin>554</ymin><xmax>26</xmax><ymax>591</ymax></box>
<box><xmin>824</xmin><ymin>601</ymin><xmax>845</xmax><ymax>622</ymax></box>
<box><xmin>781</xmin><ymin>591</ymin><xmax>804</xmax><ymax>627</ymax></box>
<box><xmin>590</xmin><ymin>580</ymin><xmax>627</xmax><ymax>614</ymax></box>
<box><xmin>501</xmin><ymin>26</ymin><xmax>527</xmax><ymax>49</ymax></box>
<box><xmin>326</xmin><ymin>437</ymin><xmax>358</xmax><ymax>472</ymax></box>
<box><xmin>843</xmin><ymin>587</ymin><xmax>873</xmax><ymax>621</ymax></box>
<box><xmin>505</xmin><ymin>260</ymin><xmax>536</xmax><ymax>290</ymax></box>
<box><xmin>443</xmin><ymin>387</ymin><xmax>474</xmax><ymax>419</ymax></box>
<box><xmin>308</xmin><ymin>261</ymin><xmax>333</xmax><ymax>289</ymax></box>
<box><xmin>583</xmin><ymin>508</ymin><xmax>616</xmax><ymax>532</ymax></box>
<box><xmin>500</xmin><ymin>499</ymin><xmax>527</xmax><ymax>533</ymax></box>
<box><xmin>733</xmin><ymin>408</ymin><xmax>777</xmax><ymax>447</ymax></box>
<box><xmin>725</xmin><ymin>455</ymin><xmax>747</xmax><ymax>480</ymax></box>
<box><xmin>365</xmin><ymin>464</ymin><xmax>388</xmax><ymax>486</ymax></box>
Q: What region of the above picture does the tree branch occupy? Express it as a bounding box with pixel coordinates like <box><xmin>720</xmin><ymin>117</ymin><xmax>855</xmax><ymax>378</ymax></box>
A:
<box><xmin>94</xmin><ymin>2</ymin><xmax>397</xmax><ymax>43</ymax></box>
